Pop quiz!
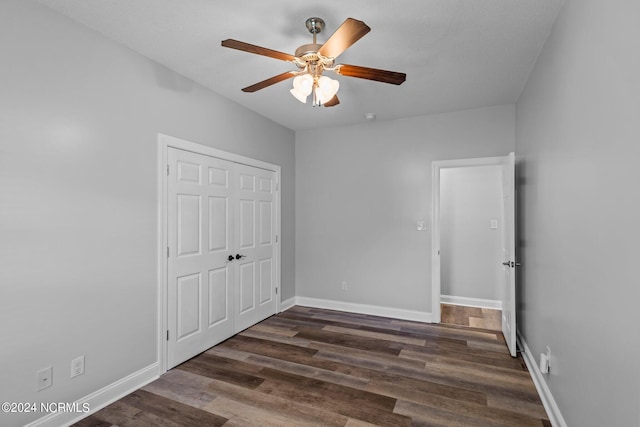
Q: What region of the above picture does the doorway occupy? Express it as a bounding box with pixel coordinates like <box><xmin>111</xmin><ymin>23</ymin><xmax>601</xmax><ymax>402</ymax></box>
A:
<box><xmin>439</xmin><ymin>164</ymin><xmax>504</xmax><ymax>329</ymax></box>
<box><xmin>431</xmin><ymin>154</ymin><xmax>517</xmax><ymax>355</ymax></box>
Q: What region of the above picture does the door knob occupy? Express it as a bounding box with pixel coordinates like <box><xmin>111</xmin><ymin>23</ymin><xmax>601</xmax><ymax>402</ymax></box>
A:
<box><xmin>235</xmin><ymin>254</ymin><xmax>246</xmax><ymax>260</ymax></box>
<box><xmin>502</xmin><ymin>261</ymin><xmax>511</xmax><ymax>266</ymax></box>
<box><xmin>228</xmin><ymin>255</ymin><xmax>234</xmax><ymax>262</ymax></box>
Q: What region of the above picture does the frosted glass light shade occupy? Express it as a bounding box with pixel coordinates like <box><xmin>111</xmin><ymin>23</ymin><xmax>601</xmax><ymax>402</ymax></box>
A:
<box><xmin>315</xmin><ymin>76</ymin><xmax>340</xmax><ymax>104</ymax></box>
<box><xmin>290</xmin><ymin>74</ymin><xmax>313</xmax><ymax>103</ymax></box>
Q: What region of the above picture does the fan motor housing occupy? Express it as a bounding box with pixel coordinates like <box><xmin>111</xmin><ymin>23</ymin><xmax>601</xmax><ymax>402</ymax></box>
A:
<box><xmin>294</xmin><ymin>43</ymin><xmax>323</xmax><ymax>60</ymax></box>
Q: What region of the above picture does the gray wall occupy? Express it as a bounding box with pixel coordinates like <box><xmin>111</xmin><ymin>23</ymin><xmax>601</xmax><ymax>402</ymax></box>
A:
<box><xmin>295</xmin><ymin>105</ymin><xmax>515</xmax><ymax>312</ymax></box>
<box><xmin>0</xmin><ymin>2</ymin><xmax>294</xmax><ymax>426</ymax></box>
<box><xmin>515</xmin><ymin>0</ymin><xmax>640</xmax><ymax>425</ymax></box>
<box><xmin>440</xmin><ymin>165</ymin><xmax>503</xmax><ymax>301</ymax></box>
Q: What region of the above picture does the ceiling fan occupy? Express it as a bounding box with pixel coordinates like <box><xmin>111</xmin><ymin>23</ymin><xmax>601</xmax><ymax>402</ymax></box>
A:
<box><xmin>221</xmin><ymin>17</ymin><xmax>406</xmax><ymax>107</ymax></box>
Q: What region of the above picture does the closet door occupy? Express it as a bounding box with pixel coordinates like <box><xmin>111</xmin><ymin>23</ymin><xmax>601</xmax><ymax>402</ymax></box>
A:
<box><xmin>167</xmin><ymin>148</ymin><xmax>235</xmax><ymax>368</ymax></box>
<box><xmin>234</xmin><ymin>163</ymin><xmax>278</xmax><ymax>331</ymax></box>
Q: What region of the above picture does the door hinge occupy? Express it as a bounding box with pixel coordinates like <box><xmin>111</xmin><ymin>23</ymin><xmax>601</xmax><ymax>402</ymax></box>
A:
<box><xmin>275</xmin><ymin>234</ymin><xmax>278</xmax><ymax>243</ymax></box>
<box><xmin>167</xmin><ymin>165</ymin><xmax>170</xmax><ymax>176</ymax></box>
<box><xmin>167</xmin><ymin>246</ymin><xmax>170</xmax><ymax>258</ymax></box>
<box><xmin>275</xmin><ymin>287</ymin><xmax>278</xmax><ymax>295</ymax></box>
<box><xmin>166</xmin><ymin>330</ymin><xmax>169</xmax><ymax>341</ymax></box>
<box><xmin>275</xmin><ymin>183</ymin><xmax>279</xmax><ymax>191</ymax></box>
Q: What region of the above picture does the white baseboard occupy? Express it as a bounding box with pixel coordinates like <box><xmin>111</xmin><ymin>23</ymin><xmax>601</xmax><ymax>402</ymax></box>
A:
<box><xmin>517</xmin><ymin>333</ymin><xmax>567</xmax><ymax>427</ymax></box>
<box><xmin>440</xmin><ymin>295</ymin><xmax>502</xmax><ymax>310</ymax></box>
<box><xmin>27</xmin><ymin>363</ymin><xmax>159</xmax><ymax>427</ymax></box>
<box><xmin>293</xmin><ymin>296</ymin><xmax>432</xmax><ymax>323</ymax></box>
<box><xmin>279</xmin><ymin>296</ymin><xmax>296</xmax><ymax>312</ymax></box>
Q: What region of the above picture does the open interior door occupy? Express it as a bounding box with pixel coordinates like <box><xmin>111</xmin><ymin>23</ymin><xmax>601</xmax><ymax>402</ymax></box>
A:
<box><xmin>501</xmin><ymin>152</ymin><xmax>517</xmax><ymax>357</ymax></box>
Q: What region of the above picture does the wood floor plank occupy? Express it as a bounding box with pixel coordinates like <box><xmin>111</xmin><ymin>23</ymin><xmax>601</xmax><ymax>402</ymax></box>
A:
<box><xmin>116</xmin><ymin>389</ymin><xmax>227</xmax><ymax>427</ymax></box>
<box><xmin>394</xmin><ymin>398</ymin><xmax>548</xmax><ymax>427</ymax></box>
<box><xmin>296</xmin><ymin>327</ymin><xmax>403</xmax><ymax>356</ymax></box>
<box><xmin>210</xmin><ymin>345</ymin><xmax>370</xmax><ymax>389</ymax></box>
<box><xmin>323</xmin><ymin>324</ymin><xmax>427</xmax><ymax>346</ymax></box>
<box><xmin>396</xmin><ymin>346</ymin><xmax>526</xmax><ymax>371</ymax></box>
<box><xmin>205</xmin><ymin>376</ymin><xmax>350</xmax><ymax>426</ymax></box>
<box><xmin>395</xmin><ymin>399</ymin><xmax>521</xmax><ymax>427</ymax></box>
<box><xmin>176</xmin><ymin>352</ymin><xmax>265</xmax><ymax>389</ymax></box>
<box><xmin>72</xmin><ymin>306</ymin><xmax>549</xmax><ymax>426</ymax></box>
<box><xmin>255</xmin><ymin>375</ymin><xmax>412</xmax><ymax>426</ymax></box>
<box><xmin>141</xmin><ymin>369</ymin><xmax>219</xmax><ymax>410</ymax></box>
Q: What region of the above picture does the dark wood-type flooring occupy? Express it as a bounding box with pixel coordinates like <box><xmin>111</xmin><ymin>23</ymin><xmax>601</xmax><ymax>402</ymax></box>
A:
<box><xmin>75</xmin><ymin>306</ymin><xmax>550</xmax><ymax>426</ymax></box>
<box><xmin>440</xmin><ymin>304</ymin><xmax>502</xmax><ymax>331</ymax></box>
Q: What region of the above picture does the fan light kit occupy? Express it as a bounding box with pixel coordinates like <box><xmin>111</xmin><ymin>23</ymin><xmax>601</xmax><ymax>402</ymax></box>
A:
<box><xmin>222</xmin><ymin>17</ymin><xmax>406</xmax><ymax>107</ymax></box>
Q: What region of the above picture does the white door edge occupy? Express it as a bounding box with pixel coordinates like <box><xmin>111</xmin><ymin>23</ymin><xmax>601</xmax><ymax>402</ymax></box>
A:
<box><xmin>157</xmin><ymin>133</ymin><xmax>282</xmax><ymax>374</ymax></box>
<box><xmin>430</xmin><ymin>155</ymin><xmax>508</xmax><ymax>324</ymax></box>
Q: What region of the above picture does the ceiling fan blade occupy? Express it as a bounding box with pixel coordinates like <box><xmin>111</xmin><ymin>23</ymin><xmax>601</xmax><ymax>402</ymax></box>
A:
<box><xmin>318</xmin><ymin>18</ymin><xmax>370</xmax><ymax>59</ymax></box>
<box><xmin>222</xmin><ymin>39</ymin><xmax>297</xmax><ymax>62</ymax></box>
<box><xmin>335</xmin><ymin>64</ymin><xmax>406</xmax><ymax>85</ymax></box>
<box><xmin>241</xmin><ymin>71</ymin><xmax>297</xmax><ymax>93</ymax></box>
<box><xmin>323</xmin><ymin>95</ymin><xmax>340</xmax><ymax>107</ymax></box>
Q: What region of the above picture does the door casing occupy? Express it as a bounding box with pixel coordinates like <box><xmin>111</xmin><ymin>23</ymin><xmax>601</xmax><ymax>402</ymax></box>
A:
<box><xmin>157</xmin><ymin>134</ymin><xmax>281</xmax><ymax>374</ymax></box>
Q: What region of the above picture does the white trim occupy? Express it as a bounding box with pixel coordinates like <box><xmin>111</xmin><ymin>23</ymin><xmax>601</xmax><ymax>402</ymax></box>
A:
<box><xmin>517</xmin><ymin>333</ymin><xmax>567</xmax><ymax>427</ymax></box>
<box><xmin>294</xmin><ymin>297</ymin><xmax>432</xmax><ymax>323</ymax></box>
<box><xmin>431</xmin><ymin>155</ymin><xmax>508</xmax><ymax>324</ymax></box>
<box><xmin>280</xmin><ymin>297</ymin><xmax>296</xmax><ymax>312</ymax></box>
<box><xmin>157</xmin><ymin>133</ymin><xmax>282</xmax><ymax>374</ymax></box>
<box><xmin>26</xmin><ymin>363</ymin><xmax>159</xmax><ymax>427</ymax></box>
<box><xmin>440</xmin><ymin>295</ymin><xmax>503</xmax><ymax>310</ymax></box>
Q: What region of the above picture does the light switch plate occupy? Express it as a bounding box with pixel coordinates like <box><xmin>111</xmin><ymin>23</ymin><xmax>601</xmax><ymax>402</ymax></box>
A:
<box><xmin>490</xmin><ymin>219</ymin><xmax>498</xmax><ymax>229</ymax></box>
<box><xmin>416</xmin><ymin>221</ymin><xmax>427</xmax><ymax>231</ymax></box>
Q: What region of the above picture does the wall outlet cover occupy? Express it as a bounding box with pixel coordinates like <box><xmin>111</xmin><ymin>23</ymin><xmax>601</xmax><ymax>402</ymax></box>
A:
<box><xmin>71</xmin><ymin>355</ymin><xmax>85</xmax><ymax>378</ymax></box>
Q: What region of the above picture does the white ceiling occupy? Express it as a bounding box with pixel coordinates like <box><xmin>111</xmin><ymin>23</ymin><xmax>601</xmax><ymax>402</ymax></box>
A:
<box><xmin>37</xmin><ymin>0</ymin><xmax>563</xmax><ymax>131</ymax></box>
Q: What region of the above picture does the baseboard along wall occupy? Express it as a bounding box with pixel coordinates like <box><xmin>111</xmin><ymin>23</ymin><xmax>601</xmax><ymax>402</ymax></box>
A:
<box><xmin>517</xmin><ymin>334</ymin><xmax>567</xmax><ymax>427</ymax></box>
<box><xmin>440</xmin><ymin>294</ymin><xmax>502</xmax><ymax>310</ymax></box>
<box><xmin>282</xmin><ymin>296</ymin><xmax>432</xmax><ymax>323</ymax></box>
<box><xmin>26</xmin><ymin>363</ymin><xmax>159</xmax><ymax>427</ymax></box>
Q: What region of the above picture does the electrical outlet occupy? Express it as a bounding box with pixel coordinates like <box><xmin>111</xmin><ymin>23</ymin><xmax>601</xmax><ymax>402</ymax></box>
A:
<box><xmin>546</xmin><ymin>346</ymin><xmax>551</xmax><ymax>370</ymax></box>
<box><xmin>71</xmin><ymin>355</ymin><xmax>85</xmax><ymax>378</ymax></box>
<box><xmin>539</xmin><ymin>346</ymin><xmax>551</xmax><ymax>374</ymax></box>
<box><xmin>341</xmin><ymin>281</ymin><xmax>348</xmax><ymax>291</ymax></box>
<box><xmin>36</xmin><ymin>366</ymin><xmax>53</xmax><ymax>391</ymax></box>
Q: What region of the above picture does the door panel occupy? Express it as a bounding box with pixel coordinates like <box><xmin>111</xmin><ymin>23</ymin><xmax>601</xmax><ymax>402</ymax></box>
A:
<box><xmin>234</xmin><ymin>164</ymin><xmax>277</xmax><ymax>331</ymax></box>
<box><xmin>177</xmin><ymin>195</ymin><xmax>201</xmax><ymax>257</ymax></box>
<box><xmin>208</xmin><ymin>196</ymin><xmax>227</xmax><ymax>251</ymax></box>
<box><xmin>501</xmin><ymin>152</ymin><xmax>517</xmax><ymax>357</ymax></box>
<box><xmin>239</xmin><ymin>199</ymin><xmax>255</xmax><ymax>249</ymax></box>
<box><xmin>259</xmin><ymin>201</ymin><xmax>272</xmax><ymax>245</ymax></box>
<box><xmin>167</xmin><ymin>148</ymin><xmax>235</xmax><ymax>369</ymax></box>
<box><xmin>259</xmin><ymin>259</ymin><xmax>273</xmax><ymax>304</ymax></box>
<box><xmin>239</xmin><ymin>261</ymin><xmax>255</xmax><ymax>313</ymax></box>
<box><xmin>177</xmin><ymin>273</ymin><xmax>201</xmax><ymax>339</ymax></box>
<box><xmin>208</xmin><ymin>267</ymin><xmax>228</xmax><ymax>325</ymax></box>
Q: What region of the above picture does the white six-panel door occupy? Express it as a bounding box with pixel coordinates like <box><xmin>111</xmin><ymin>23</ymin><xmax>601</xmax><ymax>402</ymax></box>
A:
<box><xmin>167</xmin><ymin>148</ymin><xmax>235</xmax><ymax>368</ymax></box>
<box><xmin>234</xmin><ymin>163</ymin><xmax>277</xmax><ymax>332</ymax></box>
<box><xmin>167</xmin><ymin>147</ymin><xmax>277</xmax><ymax>368</ymax></box>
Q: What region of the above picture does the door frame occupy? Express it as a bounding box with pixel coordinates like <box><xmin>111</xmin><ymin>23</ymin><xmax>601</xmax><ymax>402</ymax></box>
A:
<box><xmin>431</xmin><ymin>155</ymin><xmax>507</xmax><ymax>323</ymax></box>
<box><xmin>157</xmin><ymin>133</ymin><xmax>281</xmax><ymax>374</ymax></box>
